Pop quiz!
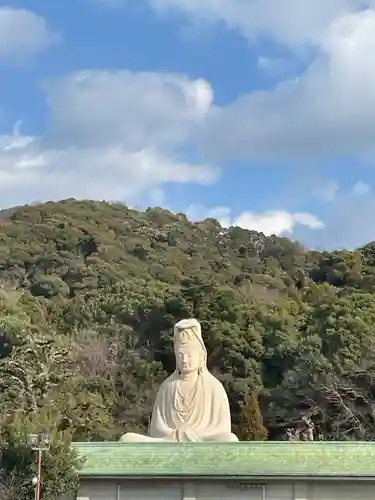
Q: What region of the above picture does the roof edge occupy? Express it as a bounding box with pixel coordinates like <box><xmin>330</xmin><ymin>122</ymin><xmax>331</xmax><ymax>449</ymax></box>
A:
<box><xmin>78</xmin><ymin>474</ymin><xmax>375</xmax><ymax>481</ymax></box>
<box><xmin>73</xmin><ymin>441</ymin><xmax>375</xmax><ymax>446</ymax></box>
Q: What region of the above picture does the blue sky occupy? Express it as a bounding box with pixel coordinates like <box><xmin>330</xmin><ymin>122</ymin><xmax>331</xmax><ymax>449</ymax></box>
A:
<box><xmin>2</xmin><ymin>0</ymin><xmax>375</xmax><ymax>248</ymax></box>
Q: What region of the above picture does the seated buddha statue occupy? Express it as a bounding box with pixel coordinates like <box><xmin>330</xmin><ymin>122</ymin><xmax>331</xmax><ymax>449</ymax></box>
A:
<box><xmin>120</xmin><ymin>318</ymin><xmax>238</xmax><ymax>442</ymax></box>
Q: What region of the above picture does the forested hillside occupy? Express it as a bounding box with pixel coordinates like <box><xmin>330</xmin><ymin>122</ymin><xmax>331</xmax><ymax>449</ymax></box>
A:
<box><xmin>1</xmin><ymin>197</ymin><xmax>375</xmax><ymax>461</ymax></box>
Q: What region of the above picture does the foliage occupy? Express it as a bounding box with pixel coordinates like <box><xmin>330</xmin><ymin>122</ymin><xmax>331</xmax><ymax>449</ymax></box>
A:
<box><xmin>236</xmin><ymin>392</ymin><xmax>268</xmax><ymax>441</ymax></box>
<box><xmin>0</xmin><ymin>417</ymin><xmax>80</xmax><ymax>500</ymax></box>
<box><xmin>2</xmin><ymin>198</ymin><xmax>375</xmax><ymax>494</ymax></box>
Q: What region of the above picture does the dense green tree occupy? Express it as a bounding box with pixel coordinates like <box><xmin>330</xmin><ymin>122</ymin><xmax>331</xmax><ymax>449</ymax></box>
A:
<box><xmin>236</xmin><ymin>392</ymin><xmax>268</xmax><ymax>441</ymax></box>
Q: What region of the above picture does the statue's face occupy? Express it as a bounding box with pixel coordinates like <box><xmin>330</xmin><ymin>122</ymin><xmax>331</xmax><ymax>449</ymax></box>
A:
<box><xmin>177</xmin><ymin>344</ymin><xmax>201</xmax><ymax>374</ymax></box>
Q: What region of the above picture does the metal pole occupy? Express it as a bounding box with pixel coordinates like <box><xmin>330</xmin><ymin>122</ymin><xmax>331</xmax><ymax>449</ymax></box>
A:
<box><xmin>36</xmin><ymin>449</ymin><xmax>42</xmax><ymax>500</ymax></box>
<box><xmin>34</xmin><ymin>451</ymin><xmax>38</xmax><ymax>500</ymax></box>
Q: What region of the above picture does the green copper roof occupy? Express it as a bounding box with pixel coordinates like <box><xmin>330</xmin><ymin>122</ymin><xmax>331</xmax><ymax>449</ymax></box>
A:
<box><xmin>73</xmin><ymin>441</ymin><xmax>375</xmax><ymax>478</ymax></box>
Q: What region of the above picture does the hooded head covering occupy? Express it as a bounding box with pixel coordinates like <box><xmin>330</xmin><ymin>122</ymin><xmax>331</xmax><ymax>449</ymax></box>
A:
<box><xmin>173</xmin><ymin>318</ymin><xmax>207</xmax><ymax>371</ymax></box>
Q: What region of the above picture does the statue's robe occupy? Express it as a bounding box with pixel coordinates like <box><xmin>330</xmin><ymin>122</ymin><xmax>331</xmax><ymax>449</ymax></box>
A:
<box><xmin>120</xmin><ymin>370</ymin><xmax>238</xmax><ymax>443</ymax></box>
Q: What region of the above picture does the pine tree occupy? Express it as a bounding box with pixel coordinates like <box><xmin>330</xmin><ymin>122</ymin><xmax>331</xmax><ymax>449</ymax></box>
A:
<box><xmin>237</xmin><ymin>392</ymin><xmax>268</xmax><ymax>441</ymax></box>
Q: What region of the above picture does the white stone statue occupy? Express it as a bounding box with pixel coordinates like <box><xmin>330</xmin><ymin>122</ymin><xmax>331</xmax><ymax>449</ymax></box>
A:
<box><xmin>120</xmin><ymin>318</ymin><xmax>238</xmax><ymax>442</ymax></box>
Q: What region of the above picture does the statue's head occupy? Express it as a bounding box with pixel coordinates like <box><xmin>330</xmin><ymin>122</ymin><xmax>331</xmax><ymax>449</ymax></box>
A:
<box><xmin>173</xmin><ymin>319</ymin><xmax>207</xmax><ymax>376</ymax></box>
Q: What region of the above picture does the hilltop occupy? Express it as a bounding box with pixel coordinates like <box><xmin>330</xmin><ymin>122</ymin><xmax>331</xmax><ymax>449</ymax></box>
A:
<box><xmin>1</xmin><ymin>199</ymin><xmax>375</xmax><ymax>444</ymax></box>
<box><xmin>0</xmin><ymin>198</ymin><xmax>312</xmax><ymax>296</ymax></box>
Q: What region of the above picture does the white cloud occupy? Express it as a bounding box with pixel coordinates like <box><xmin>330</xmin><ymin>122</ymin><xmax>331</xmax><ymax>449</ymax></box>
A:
<box><xmin>83</xmin><ymin>4</ymin><xmax>375</xmax><ymax>172</ymax></box>
<box><xmin>93</xmin><ymin>0</ymin><xmax>375</xmax><ymax>52</ymax></box>
<box><xmin>0</xmin><ymin>7</ymin><xmax>59</xmax><ymax>60</ymax></box>
<box><xmin>0</xmin><ymin>136</ymin><xmax>218</xmax><ymax>207</ymax></box>
<box><xmin>150</xmin><ymin>0</ymin><xmax>368</xmax><ymax>48</ymax></box>
<box><xmin>353</xmin><ymin>181</ymin><xmax>370</xmax><ymax>196</ymax></box>
<box><xmin>186</xmin><ymin>204</ymin><xmax>324</xmax><ymax>236</ymax></box>
<box><xmin>234</xmin><ymin>210</ymin><xmax>324</xmax><ymax>235</ymax></box>
<box><xmin>187</xmin><ymin>193</ymin><xmax>375</xmax><ymax>250</ymax></box>
<box><xmin>44</xmin><ymin>70</ymin><xmax>212</xmax><ymax>151</ymax></box>
<box><xmin>293</xmin><ymin>185</ymin><xmax>375</xmax><ymax>249</ymax></box>
<box><xmin>313</xmin><ymin>181</ymin><xmax>340</xmax><ymax>202</ymax></box>
<box><xmin>200</xmin><ymin>9</ymin><xmax>375</xmax><ymax>163</ymax></box>
<box><xmin>0</xmin><ymin>70</ymin><xmax>219</xmax><ymax>208</ymax></box>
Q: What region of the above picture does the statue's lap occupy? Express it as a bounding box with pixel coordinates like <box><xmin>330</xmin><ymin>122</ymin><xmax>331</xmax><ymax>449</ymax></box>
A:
<box><xmin>120</xmin><ymin>432</ymin><xmax>238</xmax><ymax>443</ymax></box>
